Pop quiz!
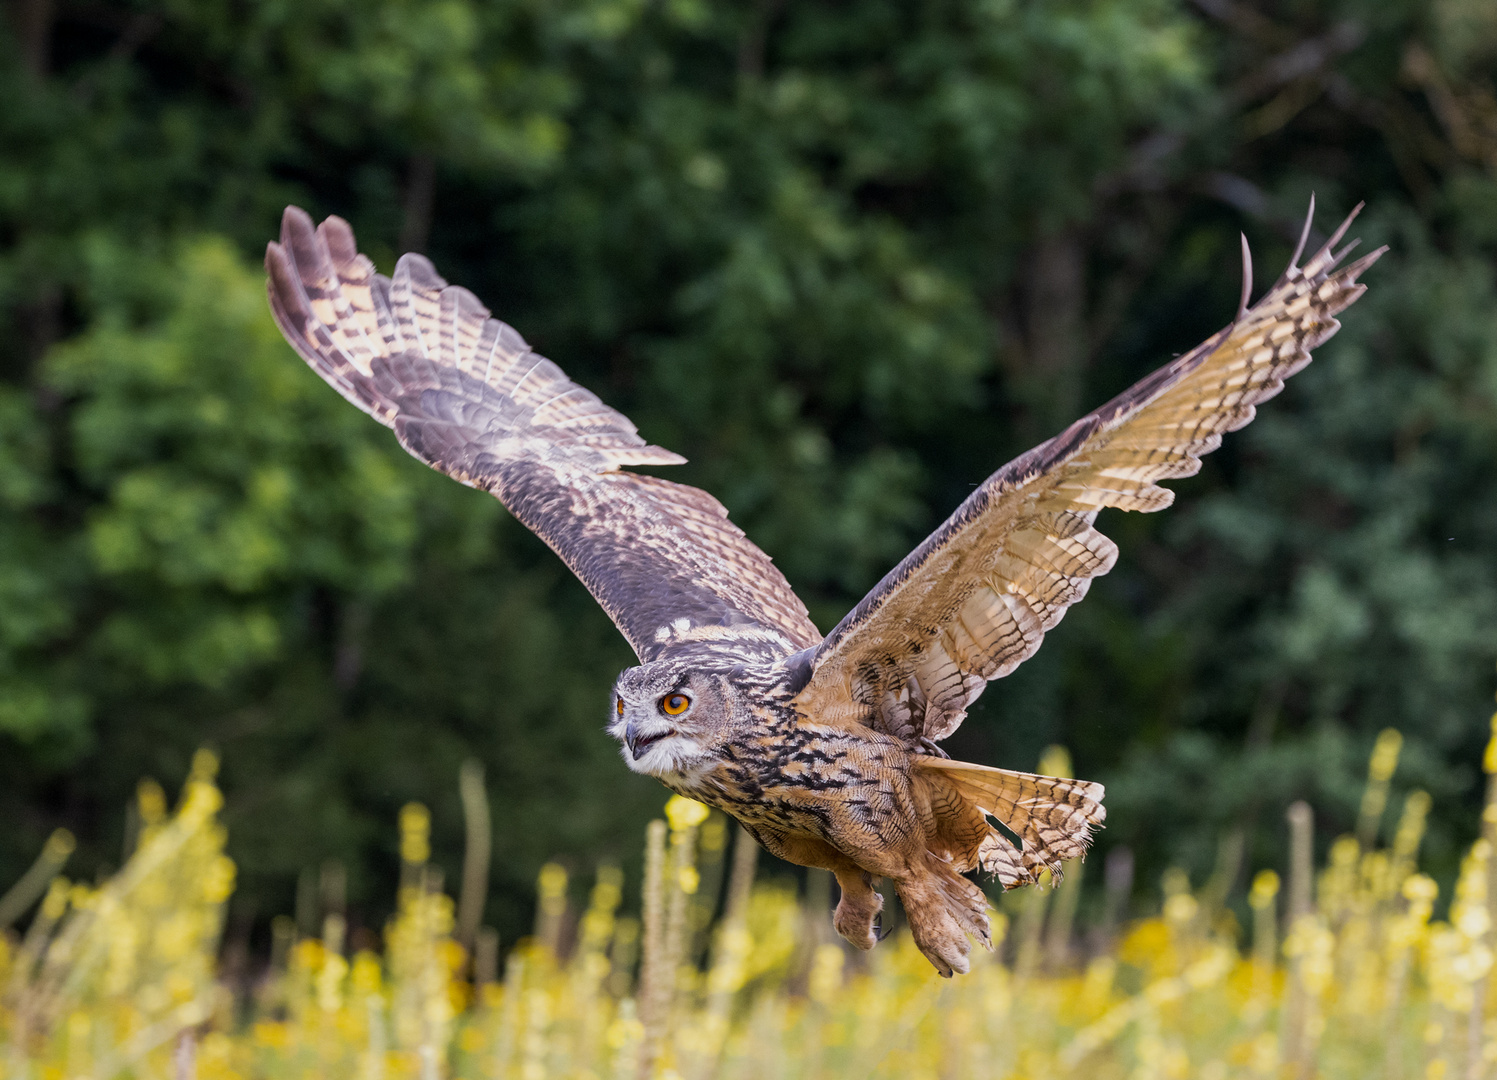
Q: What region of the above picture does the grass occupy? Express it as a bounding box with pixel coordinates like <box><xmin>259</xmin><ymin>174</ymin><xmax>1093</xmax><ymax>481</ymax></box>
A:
<box><xmin>2</xmin><ymin>723</ymin><xmax>1495</xmax><ymax>1080</ymax></box>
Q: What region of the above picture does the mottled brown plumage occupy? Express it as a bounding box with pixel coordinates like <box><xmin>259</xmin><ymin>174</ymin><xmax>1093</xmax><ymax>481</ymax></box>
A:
<box><xmin>266</xmin><ymin>201</ymin><xmax>1383</xmax><ymax>976</ymax></box>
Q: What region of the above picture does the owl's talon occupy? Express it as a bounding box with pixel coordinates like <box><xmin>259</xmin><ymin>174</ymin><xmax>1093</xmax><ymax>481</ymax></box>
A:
<box><xmin>918</xmin><ymin>738</ymin><xmax>950</xmax><ymax>759</ymax></box>
<box><xmin>832</xmin><ymin>871</ymin><xmax>883</xmax><ymax>951</ymax></box>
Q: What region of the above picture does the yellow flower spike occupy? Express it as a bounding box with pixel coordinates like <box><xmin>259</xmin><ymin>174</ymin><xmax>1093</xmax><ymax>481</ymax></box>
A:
<box><xmin>201</xmin><ymin>855</ymin><xmax>236</xmax><ymax>904</ymax></box>
<box><xmin>664</xmin><ymin>795</ymin><xmax>709</xmax><ymax>832</ymax></box>
<box><xmin>590</xmin><ymin>866</ymin><xmax>624</xmax><ymax>913</ymax></box>
<box><xmin>180</xmin><ymin>777</ymin><xmax>223</xmax><ymax>822</ymax></box>
<box><xmin>1485</xmin><ymin>710</ymin><xmax>1497</xmax><ymax>773</ymax></box>
<box><xmin>318</xmin><ymin>952</ymin><xmax>349</xmax><ymax>1013</ymax></box>
<box><xmin>1391</xmin><ymin>790</ymin><xmax>1433</xmax><ymax>886</ymax></box>
<box><xmin>137</xmin><ymin>778</ymin><xmax>167</xmax><ymax>825</ymax></box>
<box><xmin>1451</xmin><ymin>840</ymin><xmax>1492</xmax><ymax>948</ymax></box>
<box><xmin>1249</xmin><ymin>869</ymin><xmax>1280</xmax><ymax>907</ymax></box>
<box><xmin>8</xmin><ymin>764</ymin><xmax>234</xmax><ymax>1075</ymax></box>
<box><xmin>41</xmin><ymin>875</ymin><xmax>70</xmax><ymax>920</ymax></box>
<box><xmin>190</xmin><ymin>747</ymin><xmax>220</xmax><ymax>782</ymax></box>
<box><xmin>1355</xmin><ymin>730</ymin><xmax>1402</xmax><ymax>852</ymax></box>
<box><xmin>291</xmin><ymin>937</ymin><xmax>326</xmax><ymax>1000</ymax></box>
<box><xmin>350</xmin><ymin>950</ymin><xmax>382</xmax><ymax>995</ymax></box>
<box><xmin>537</xmin><ymin>862</ymin><xmax>568</xmax><ymax>905</ymax></box>
<box><xmin>1368</xmin><ymin>728</ymin><xmax>1402</xmax><ymax>782</ymax></box>
<box><xmin>399</xmin><ymin>803</ymin><xmax>431</xmax><ymax>865</ymax></box>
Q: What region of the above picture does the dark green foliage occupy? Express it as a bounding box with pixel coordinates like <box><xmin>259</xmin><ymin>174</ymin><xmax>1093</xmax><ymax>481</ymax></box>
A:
<box><xmin>1</xmin><ymin>0</ymin><xmax>1493</xmax><ymax>938</ymax></box>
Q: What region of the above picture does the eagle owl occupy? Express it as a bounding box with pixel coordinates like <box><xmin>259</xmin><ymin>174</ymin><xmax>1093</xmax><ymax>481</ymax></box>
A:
<box><xmin>266</xmin><ymin>201</ymin><xmax>1381</xmax><ymax>976</ymax></box>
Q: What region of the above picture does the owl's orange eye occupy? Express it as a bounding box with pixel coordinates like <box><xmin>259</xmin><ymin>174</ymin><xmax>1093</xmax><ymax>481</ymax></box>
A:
<box><xmin>660</xmin><ymin>693</ymin><xmax>691</xmax><ymax>716</ymax></box>
<box><xmin>617</xmin><ymin>698</ymin><xmax>625</xmax><ymax>717</ymax></box>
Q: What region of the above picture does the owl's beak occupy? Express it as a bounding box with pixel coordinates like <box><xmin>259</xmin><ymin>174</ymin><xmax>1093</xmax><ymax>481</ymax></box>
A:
<box><xmin>624</xmin><ymin>721</ymin><xmax>667</xmax><ymax>760</ymax></box>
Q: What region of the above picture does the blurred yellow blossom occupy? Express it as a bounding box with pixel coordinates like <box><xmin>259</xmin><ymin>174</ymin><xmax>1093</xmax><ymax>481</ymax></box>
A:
<box><xmin>664</xmin><ymin>795</ymin><xmax>710</xmax><ymax>832</ymax></box>
<box><xmin>2</xmin><ymin>731</ymin><xmax>1495</xmax><ymax>1080</ymax></box>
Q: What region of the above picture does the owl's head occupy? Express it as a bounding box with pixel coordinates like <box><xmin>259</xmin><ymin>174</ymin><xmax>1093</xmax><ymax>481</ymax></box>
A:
<box><xmin>609</xmin><ymin>661</ymin><xmax>727</xmax><ymax>779</ymax></box>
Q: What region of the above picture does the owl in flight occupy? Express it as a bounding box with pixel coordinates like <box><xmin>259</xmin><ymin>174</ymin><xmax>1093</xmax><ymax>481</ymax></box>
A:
<box><xmin>267</xmin><ymin>201</ymin><xmax>1381</xmax><ymax>976</ymax></box>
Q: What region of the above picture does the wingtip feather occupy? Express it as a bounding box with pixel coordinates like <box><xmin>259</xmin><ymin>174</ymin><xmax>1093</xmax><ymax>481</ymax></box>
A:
<box><xmin>394</xmin><ymin>251</ymin><xmax>447</xmax><ymax>291</ymax></box>
<box><xmin>263</xmin><ymin>239</ymin><xmax>286</xmax><ymax>280</ymax></box>
<box><xmin>1343</xmin><ymin>245</ymin><xmax>1388</xmax><ymax>282</ymax></box>
<box><xmin>264</xmin><ymin>240</ymin><xmax>308</xmax><ymax>328</ymax></box>
<box><xmin>1237</xmin><ymin>233</ymin><xmax>1253</xmax><ymax>320</ymax></box>
<box><xmin>1310</xmin><ymin>201</ymin><xmax>1365</xmax><ymax>270</ymax></box>
<box><xmin>1289</xmin><ymin>193</ymin><xmax>1316</xmax><ymax>270</ymax></box>
<box><xmin>318</xmin><ymin>215</ymin><xmax>359</xmax><ymax>266</ymax></box>
<box><xmin>279</xmin><ymin>204</ymin><xmax>317</xmax><ymax>250</ymax></box>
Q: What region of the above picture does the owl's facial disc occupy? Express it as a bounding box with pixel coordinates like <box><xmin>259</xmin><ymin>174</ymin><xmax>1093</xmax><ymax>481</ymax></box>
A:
<box><xmin>609</xmin><ymin>672</ymin><xmax>715</xmax><ymax>779</ymax></box>
<box><xmin>622</xmin><ymin>694</ymin><xmax>691</xmax><ymax>760</ymax></box>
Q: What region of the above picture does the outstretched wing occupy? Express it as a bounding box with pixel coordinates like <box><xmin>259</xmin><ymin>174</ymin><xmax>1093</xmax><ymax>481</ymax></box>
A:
<box><xmin>265</xmin><ymin>207</ymin><xmax>819</xmax><ymax>664</ymax></box>
<box><xmin>795</xmin><ymin>201</ymin><xmax>1385</xmax><ymax>745</ymax></box>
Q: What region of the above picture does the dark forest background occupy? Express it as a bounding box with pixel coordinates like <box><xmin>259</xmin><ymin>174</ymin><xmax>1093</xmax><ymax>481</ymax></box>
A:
<box><xmin>1</xmin><ymin>0</ymin><xmax>1494</xmax><ymax>946</ymax></box>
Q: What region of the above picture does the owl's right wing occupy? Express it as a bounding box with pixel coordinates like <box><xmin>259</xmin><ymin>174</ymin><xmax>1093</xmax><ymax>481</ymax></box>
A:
<box><xmin>266</xmin><ymin>208</ymin><xmax>820</xmax><ymax>665</ymax></box>
<box><xmin>794</xmin><ymin>201</ymin><xmax>1384</xmax><ymax>748</ymax></box>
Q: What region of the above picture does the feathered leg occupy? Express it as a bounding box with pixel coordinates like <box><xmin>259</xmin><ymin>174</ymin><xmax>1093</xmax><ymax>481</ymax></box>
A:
<box><xmin>894</xmin><ymin>855</ymin><xmax>993</xmax><ymax>977</ymax></box>
<box><xmin>741</xmin><ymin>824</ymin><xmax>883</xmax><ymax>951</ymax></box>
<box><xmin>830</xmin><ymin>868</ymin><xmax>883</xmax><ymax>951</ymax></box>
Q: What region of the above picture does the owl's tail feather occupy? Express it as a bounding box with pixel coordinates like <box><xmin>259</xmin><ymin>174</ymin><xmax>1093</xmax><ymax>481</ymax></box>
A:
<box><xmin>914</xmin><ymin>757</ymin><xmax>1106</xmax><ymax>889</ymax></box>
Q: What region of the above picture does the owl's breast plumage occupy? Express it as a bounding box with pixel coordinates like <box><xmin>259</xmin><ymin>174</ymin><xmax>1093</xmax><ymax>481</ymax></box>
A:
<box><xmin>663</xmin><ymin>690</ymin><xmax>922</xmax><ymax>849</ymax></box>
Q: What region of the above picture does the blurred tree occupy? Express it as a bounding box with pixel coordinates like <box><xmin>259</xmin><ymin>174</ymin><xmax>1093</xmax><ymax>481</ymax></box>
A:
<box><xmin>0</xmin><ymin>0</ymin><xmax>1492</xmax><ymax>939</ymax></box>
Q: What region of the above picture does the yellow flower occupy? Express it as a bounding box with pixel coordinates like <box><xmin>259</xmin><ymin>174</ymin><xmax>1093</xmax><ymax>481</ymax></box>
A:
<box><xmin>664</xmin><ymin>795</ymin><xmax>709</xmax><ymax>831</ymax></box>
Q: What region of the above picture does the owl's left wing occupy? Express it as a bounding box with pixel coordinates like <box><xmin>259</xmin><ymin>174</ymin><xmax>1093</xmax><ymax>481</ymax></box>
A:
<box><xmin>266</xmin><ymin>208</ymin><xmax>820</xmax><ymax>664</ymax></box>
<box><xmin>794</xmin><ymin>202</ymin><xmax>1384</xmax><ymax>746</ymax></box>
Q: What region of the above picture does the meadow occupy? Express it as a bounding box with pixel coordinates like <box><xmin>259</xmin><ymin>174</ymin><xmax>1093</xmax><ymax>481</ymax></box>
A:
<box><xmin>2</xmin><ymin>726</ymin><xmax>1493</xmax><ymax>1080</ymax></box>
